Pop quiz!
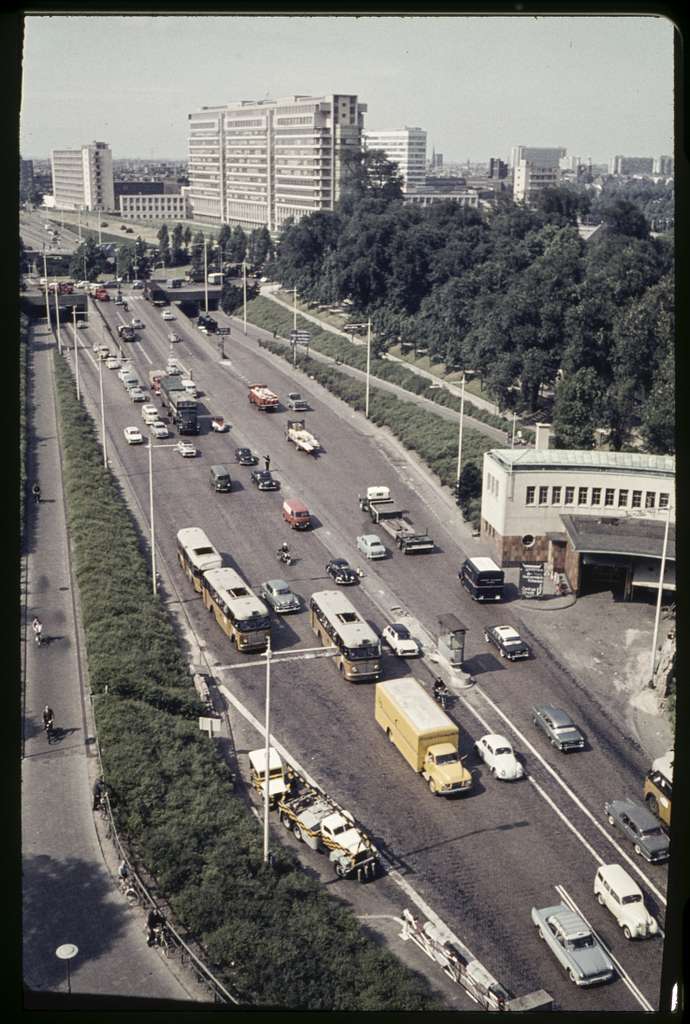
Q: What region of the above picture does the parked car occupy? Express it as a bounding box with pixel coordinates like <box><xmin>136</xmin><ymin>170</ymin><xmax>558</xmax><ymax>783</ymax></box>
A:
<box><xmin>105</xmin><ymin>356</ymin><xmax>121</xmax><ymax>369</ymax></box>
<box><xmin>531</xmin><ymin>903</ymin><xmax>615</xmax><ymax>986</ymax></box>
<box><xmin>325</xmin><ymin>559</ymin><xmax>359</xmax><ymax>585</ymax></box>
<box><xmin>131</xmin><ymin>318</ymin><xmax>144</xmax><ymax>329</ymax></box>
<box><xmin>161</xmin><ymin>309</ymin><xmax>175</xmax><ymax>321</ymax></box>
<box><xmin>382</xmin><ymin>623</ymin><xmax>420</xmax><ymax>657</ymax></box>
<box><xmin>251</xmin><ymin>469</ymin><xmax>279</xmax><ymax>491</ymax></box>
<box><xmin>484</xmin><ymin>625</ymin><xmax>530</xmax><ymax>660</ymax></box>
<box><xmin>356</xmin><ymin>534</ymin><xmax>387</xmax><ymax>560</ymax></box>
<box><xmin>129</xmin><ymin>387</ymin><xmax>147</xmax><ymax>402</ymax></box>
<box><xmin>474</xmin><ymin>734</ymin><xmax>524</xmax><ymax>781</ymax></box>
<box><xmin>175</xmin><ymin>441</ymin><xmax>197</xmax><ymax>458</ymax></box>
<box><xmin>123</xmin><ymin>426</ymin><xmax>143</xmax><ymax>445</ymax></box>
<box><xmin>593</xmin><ymin>864</ymin><xmax>658</xmax><ymax>940</ymax></box>
<box><xmin>198</xmin><ymin>324</ymin><xmax>208</xmax><ymax>335</ymax></box>
<box><xmin>604</xmin><ymin>798</ymin><xmax>670</xmax><ymax>862</ymax></box>
<box><xmin>260</xmin><ymin>579</ymin><xmax>301</xmax><ymax>614</ymax></box>
<box><xmin>167</xmin><ymin>332</ymin><xmax>181</xmax><ymax>343</ymax></box>
<box><xmin>150</xmin><ymin>421</ymin><xmax>170</xmax><ymax>439</ymax></box>
<box><xmin>531</xmin><ymin>705</ymin><xmax>585</xmax><ymax>752</ymax></box>
<box><xmin>235</xmin><ymin>447</ymin><xmax>258</xmax><ymax>465</ymax></box>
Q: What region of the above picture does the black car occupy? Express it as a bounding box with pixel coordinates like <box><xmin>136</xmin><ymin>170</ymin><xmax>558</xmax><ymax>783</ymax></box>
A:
<box><xmin>235</xmin><ymin>447</ymin><xmax>259</xmax><ymax>466</ymax></box>
<box><xmin>484</xmin><ymin>625</ymin><xmax>530</xmax><ymax>661</ymax></box>
<box><xmin>325</xmin><ymin>559</ymin><xmax>359</xmax><ymax>585</ymax></box>
<box><xmin>251</xmin><ymin>469</ymin><xmax>279</xmax><ymax>491</ymax></box>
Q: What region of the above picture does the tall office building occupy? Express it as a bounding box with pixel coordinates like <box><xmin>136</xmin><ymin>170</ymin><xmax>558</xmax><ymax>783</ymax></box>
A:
<box><xmin>362</xmin><ymin>127</ymin><xmax>427</xmax><ymax>192</ymax></box>
<box><xmin>653</xmin><ymin>155</ymin><xmax>673</xmax><ymax>176</ymax></box>
<box><xmin>188</xmin><ymin>94</ymin><xmax>367</xmax><ymax>232</ymax></box>
<box><xmin>51</xmin><ymin>141</ymin><xmax>115</xmax><ymax>211</ymax></box>
<box><xmin>511</xmin><ymin>146</ymin><xmax>566</xmax><ymax>205</ymax></box>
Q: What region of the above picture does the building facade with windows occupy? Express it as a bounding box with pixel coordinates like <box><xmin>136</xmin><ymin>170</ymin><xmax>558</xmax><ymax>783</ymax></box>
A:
<box><xmin>511</xmin><ymin>146</ymin><xmax>566</xmax><ymax>205</ymax></box>
<box><xmin>608</xmin><ymin>155</ymin><xmax>655</xmax><ymax>176</ymax></box>
<box><xmin>481</xmin><ymin>448</ymin><xmax>675</xmax><ymax>599</ymax></box>
<box><xmin>188</xmin><ymin>94</ymin><xmax>367</xmax><ymax>232</ymax></box>
<box><xmin>51</xmin><ymin>142</ymin><xmax>115</xmax><ymax>211</ymax></box>
<box><xmin>119</xmin><ymin>192</ymin><xmax>190</xmax><ymax>220</ymax></box>
<box><xmin>363</xmin><ymin>127</ymin><xmax>427</xmax><ymax>192</ymax></box>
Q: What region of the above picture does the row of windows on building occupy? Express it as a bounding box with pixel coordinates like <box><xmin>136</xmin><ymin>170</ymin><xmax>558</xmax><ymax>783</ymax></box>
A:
<box><xmin>524</xmin><ymin>484</ymin><xmax>670</xmax><ymax>510</ymax></box>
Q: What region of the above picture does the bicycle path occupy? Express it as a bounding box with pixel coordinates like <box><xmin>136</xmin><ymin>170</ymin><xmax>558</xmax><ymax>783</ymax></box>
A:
<box><xmin>21</xmin><ymin>322</ymin><xmax>200</xmax><ymax>1003</ymax></box>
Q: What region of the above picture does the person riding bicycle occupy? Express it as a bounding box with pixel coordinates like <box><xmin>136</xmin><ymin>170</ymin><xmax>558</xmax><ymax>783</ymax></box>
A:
<box><xmin>32</xmin><ymin>617</ymin><xmax>43</xmax><ymax>642</ymax></box>
<box><xmin>32</xmin><ymin>481</ymin><xmax>41</xmax><ymax>503</ymax></box>
<box><xmin>42</xmin><ymin>705</ymin><xmax>54</xmax><ymax>730</ymax></box>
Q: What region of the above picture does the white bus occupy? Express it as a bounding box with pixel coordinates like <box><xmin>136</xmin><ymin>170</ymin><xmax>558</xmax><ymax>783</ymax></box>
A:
<box><xmin>202</xmin><ymin>566</ymin><xmax>271</xmax><ymax>652</ymax></box>
<box><xmin>309</xmin><ymin>590</ymin><xmax>381</xmax><ymax>682</ymax></box>
<box><xmin>176</xmin><ymin>527</ymin><xmax>223</xmax><ymax>593</ymax></box>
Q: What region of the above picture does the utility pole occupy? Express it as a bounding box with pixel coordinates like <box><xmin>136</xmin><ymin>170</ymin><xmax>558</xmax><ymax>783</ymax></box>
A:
<box><xmin>42</xmin><ymin>247</ymin><xmax>51</xmax><ymax>325</ymax></box>
<box><xmin>455</xmin><ymin>374</ymin><xmax>467</xmax><ymax>492</ymax></box>
<box><xmin>650</xmin><ymin>502</ymin><xmax>673</xmax><ymax>684</ymax></box>
<box><xmin>263</xmin><ymin>637</ymin><xmax>272</xmax><ymax>863</ymax></box>
<box><xmin>53</xmin><ymin>288</ymin><xmax>62</xmax><ymax>354</ymax></box>
<box><xmin>203</xmin><ymin>236</ymin><xmax>209</xmax><ymax>313</ymax></box>
<box><xmin>365</xmin><ymin>319</ymin><xmax>372</xmax><ymax>419</ymax></box>
<box><xmin>242</xmin><ymin>260</ymin><xmax>247</xmax><ymax>335</ymax></box>
<box><xmin>72</xmin><ymin>306</ymin><xmax>80</xmax><ymax>401</ymax></box>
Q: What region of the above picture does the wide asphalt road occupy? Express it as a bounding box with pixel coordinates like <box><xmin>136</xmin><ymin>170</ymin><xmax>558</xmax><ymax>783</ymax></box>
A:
<box><xmin>65</xmin><ymin>287</ymin><xmax>667</xmax><ymax>1011</ymax></box>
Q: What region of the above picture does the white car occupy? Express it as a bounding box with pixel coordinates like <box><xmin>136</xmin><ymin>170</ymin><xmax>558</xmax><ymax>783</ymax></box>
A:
<box><xmin>356</xmin><ymin>533</ymin><xmax>387</xmax><ymax>559</ymax></box>
<box><xmin>161</xmin><ymin>309</ymin><xmax>175</xmax><ymax>321</ymax></box>
<box><xmin>382</xmin><ymin>623</ymin><xmax>420</xmax><ymax>657</ymax></box>
<box><xmin>150</xmin><ymin>421</ymin><xmax>170</xmax><ymax>439</ymax></box>
<box><xmin>474</xmin><ymin>734</ymin><xmax>524</xmax><ymax>781</ymax></box>
<box><xmin>131</xmin><ymin>318</ymin><xmax>144</xmax><ymax>329</ymax></box>
<box><xmin>167</xmin><ymin>332</ymin><xmax>181</xmax><ymax>343</ymax></box>
<box><xmin>118</xmin><ymin>365</ymin><xmax>135</xmax><ymax>381</ymax></box>
<box><xmin>123</xmin><ymin>426</ymin><xmax>144</xmax><ymax>445</ymax></box>
<box><xmin>105</xmin><ymin>356</ymin><xmax>121</xmax><ymax>369</ymax></box>
<box><xmin>175</xmin><ymin>440</ymin><xmax>197</xmax><ymax>457</ymax></box>
<box><xmin>198</xmin><ymin>324</ymin><xmax>208</xmax><ymax>335</ymax></box>
<box><xmin>129</xmin><ymin>387</ymin><xmax>147</xmax><ymax>402</ymax></box>
<box><xmin>141</xmin><ymin>403</ymin><xmax>158</xmax><ymax>420</ymax></box>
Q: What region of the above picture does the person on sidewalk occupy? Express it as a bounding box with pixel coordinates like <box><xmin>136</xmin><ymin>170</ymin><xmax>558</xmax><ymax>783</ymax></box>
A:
<box><xmin>93</xmin><ymin>777</ymin><xmax>107</xmax><ymax>811</ymax></box>
<box><xmin>264</xmin><ymin>454</ymin><xmax>271</xmax><ymax>471</ymax></box>
<box><xmin>32</xmin><ymin>482</ymin><xmax>41</xmax><ymax>504</ymax></box>
<box><xmin>32</xmin><ymin>617</ymin><xmax>43</xmax><ymax>645</ymax></box>
<box><xmin>147</xmin><ymin>908</ymin><xmax>165</xmax><ymax>946</ymax></box>
<box><xmin>42</xmin><ymin>705</ymin><xmax>54</xmax><ymax>730</ymax></box>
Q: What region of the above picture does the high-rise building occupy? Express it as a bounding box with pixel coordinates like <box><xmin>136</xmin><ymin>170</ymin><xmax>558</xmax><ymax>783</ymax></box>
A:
<box><xmin>51</xmin><ymin>142</ymin><xmax>115</xmax><ymax>211</ymax></box>
<box><xmin>511</xmin><ymin>146</ymin><xmax>566</xmax><ymax>205</ymax></box>
<box><xmin>653</xmin><ymin>155</ymin><xmax>673</xmax><ymax>176</ymax></box>
<box><xmin>188</xmin><ymin>94</ymin><xmax>367</xmax><ymax>232</ymax></box>
<box><xmin>488</xmin><ymin>157</ymin><xmax>508</xmax><ymax>179</ymax></box>
<box><xmin>363</xmin><ymin>127</ymin><xmax>427</xmax><ymax>192</ymax></box>
<box><xmin>608</xmin><ymin>155</ymin><xmax>654</xmax><ymax>176</ymax></box>
<box><xmin>20</xmin><ymin>158</ymin><xmax>34</xmax><ymax>194</ymax></box>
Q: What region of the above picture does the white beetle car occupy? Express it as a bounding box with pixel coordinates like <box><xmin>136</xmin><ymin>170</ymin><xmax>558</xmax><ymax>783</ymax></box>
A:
<box><xmin>123</xmin><ymin>426</ymin><xmax>144</xmax><ymax>445</ymax></box>
<box><xmin>474</xmin><ymin>734</ymin><xmax>524</xmax><ymax>780</ymax></box>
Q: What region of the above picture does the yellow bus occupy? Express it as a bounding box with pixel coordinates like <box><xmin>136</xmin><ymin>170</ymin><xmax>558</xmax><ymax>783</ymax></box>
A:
<box><xmin>202</xmin><ymin>566</ymin><xmax>271</xmax><ymax>652</ymax></box>
<box><xmin>309</xmin><ymin>590</ymin><xmax>381</xmax><ymax>682</ymax></box>
<box><xmin>176</xmin><ymin>527</ymin><xmax>223</xmax><ymax>593</ymax></box>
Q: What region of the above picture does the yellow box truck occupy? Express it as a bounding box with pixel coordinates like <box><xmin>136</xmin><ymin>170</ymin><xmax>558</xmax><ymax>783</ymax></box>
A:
<box><xmin>375</xmin><ymin>677</ymin><xmax>473</xmax><ymax>797</ymax></box>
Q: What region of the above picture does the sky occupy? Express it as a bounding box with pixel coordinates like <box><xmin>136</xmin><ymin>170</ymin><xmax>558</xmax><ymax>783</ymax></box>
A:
<box><xmin>20</xmin><ymin>13</ymin><xmax>675</xmax><ymax>164</ymax></box>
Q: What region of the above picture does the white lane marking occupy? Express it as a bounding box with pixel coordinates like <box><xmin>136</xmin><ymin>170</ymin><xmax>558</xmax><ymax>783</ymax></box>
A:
<box><xmin>461</xmin><ymin>687</ymin><xmax>667</xmax><ymax>907</ymax></box>
<box><xmin>555</xmin><ymin>884</ymin><xmax>654</xmax><ymax>1011</ymax></box>
<box><xmin>140</xmin><ymin>346</ymin><xmax>153</xmax><ymax>366</ymax></box>
<box><xmin>213</xmin><ymin>648</ymin><xmax>338</xmax><ymax>672</ymax></box>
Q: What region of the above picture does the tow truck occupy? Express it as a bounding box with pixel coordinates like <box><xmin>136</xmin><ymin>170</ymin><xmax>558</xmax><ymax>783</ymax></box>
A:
<box><xmin>358</xmin><ymin>486</ymin><xmax>434</xmax><ymax>554</ymax></box>
<box><xmin>284</xmin><ymin>419</ymin><xmax>320</xmax><ymax>453</ymax></box>
<box><xmin>248</xmin><ymin>383</ymin><xmax>279</xmax><ymax>411</ymax></box>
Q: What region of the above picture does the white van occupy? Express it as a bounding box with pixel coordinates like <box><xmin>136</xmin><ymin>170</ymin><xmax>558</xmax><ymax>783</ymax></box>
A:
<box><xmin>594</xmin><ymin>864</ymin><xmax>658</xmax><ymax>940</ymax></box>
<box><xmin>141</xmin><ymin>404</ymin><xmax>159</xmax><ymax>424</ymax></box>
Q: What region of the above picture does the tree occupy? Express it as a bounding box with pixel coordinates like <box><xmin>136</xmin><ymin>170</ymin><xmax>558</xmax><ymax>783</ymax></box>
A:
<box><xmin>456</xmin><ymin>462</ymin><xmax>483</xmax><ymax>521</ymax></box>
<box><xmin>227</xmin><ymin>225</ymin><xmax>247</xmax><ymax>264</ymax></box>
<box><xmin>183</xmin><ymin>225</ymin><xmax>192</xmax><ymax>252</ymax></box>
<box><xmin>338</xmin><ymin>149</ymin><xmax>404</xmax><ymax>210</ymax></box>
<box><xmin>171</xmin><ymin>223</ymin><xmax>184</xmax><ymax>266</ymax></box>
<box><xmin>220</xmin><ymin>282</ymin><xmax>243</xmax><ymax>315</ymax></box>
<box><xmin>189</xmin><ymin>231</ymin><xmax>205</xmax><ymax>282</ymax></box>
<box><xmin>247</xmin><ymin>225</ymin><xmax>273</xmax><ymax>268</ymax></box>
<box><xmin>217</xmin><ymin>224</ymin><xmax>231</xmax><ymax>257</ymax></box>
<box><xmin>69</xmin><ymin>237</ymin><xmax>107</xmax><ymax>282</ymax></box>
<box><xmin>157</xmin><ymin>224</ymin><xmax>170</xmax><ymax>267</ymax></box>
<box><xmin>639</xmin><ymin>345</ymin><xmax>674</xmax><ymax>454</ymax></box>
<box><xmin>552</xmin><ymin>368</ymin><xmax>605</xmax><ymax>449</ymax></box>
<box><xmin>598</xmin><ymin>198</ymin><xmax>649</xmax><ymax>239</ymax></box>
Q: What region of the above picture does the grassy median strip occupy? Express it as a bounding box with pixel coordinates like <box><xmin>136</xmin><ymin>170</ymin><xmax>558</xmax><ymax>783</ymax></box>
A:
<box><xmin>51</xmin><ymin>351</ymin><xmax>442</xmax><ymax>1011</ymax></box>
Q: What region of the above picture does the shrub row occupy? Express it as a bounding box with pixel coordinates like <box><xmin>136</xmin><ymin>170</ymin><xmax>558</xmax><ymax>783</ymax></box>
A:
<box><xmin>245</xmin><ymin>295</ymin><xmax>528</xmax><ymax>437</ymax></box>
<box><xmin>51</xmin><ymin>351</ymin><xmax>442</xmax><ymax>1011</ymax></box>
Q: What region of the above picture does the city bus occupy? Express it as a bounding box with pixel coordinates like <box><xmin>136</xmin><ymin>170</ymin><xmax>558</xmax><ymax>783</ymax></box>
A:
<box><xmin>202</xmin><ymin>566</ymin><xmax>271</xmax><ymax>652</ymax></box>
<box><xmin>176</xmin><ymin>527</ymin><xmax>223</xmax><ymax>593</ymax></box>
<box><xmin>309</xmin><ymin>590</ymin><xmax>382</xmax><ymax>681</ymax></box>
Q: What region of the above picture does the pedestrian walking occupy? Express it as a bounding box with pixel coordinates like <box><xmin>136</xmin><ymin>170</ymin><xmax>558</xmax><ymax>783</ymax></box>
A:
<box><xmin>93</xmin><ymin>776</ymin><xmax>106</xmax><ymax>811</ymax></box>
<box><xmin>32</xmin><ymin>481</ymin><xmax>41</xmax><ymax>505</ymax></box>
<box><xmin>264</xmin><ymin>454</ymin><xmax>271</xmax><ymax>471</ymax></box>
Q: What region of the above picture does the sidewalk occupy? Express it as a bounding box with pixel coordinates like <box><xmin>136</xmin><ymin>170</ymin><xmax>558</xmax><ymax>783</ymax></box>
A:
<box><xmin>21</xmin><ymin>323</ymin><xmax>201</xmax><ymax>1004</ymax></box>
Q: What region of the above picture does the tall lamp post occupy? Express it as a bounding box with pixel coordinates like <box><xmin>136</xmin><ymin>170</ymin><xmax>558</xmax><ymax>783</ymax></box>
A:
<box><xmin>147</xmin><ymin>441</ymin><xmax>179</xmax><ymax>594</ymax></box>
<box><xmin>242</xmin><ymin>260</ymin><xmax>248</xmax><ymax>335</ymax></box>
<box><xmin>203</xmin><ymin>236</ymin><xmax>209</xmax><ymax>313</ymax></box>
<box><xmin>97</xmin><ymin>342</ymin><xmax>108</xmax><ymax>468</ymax></box>
<box><xmin>42</xmin><ymin>246</ymin><xmax>51</xmax><ymax>325</ymax></box>
<box><xmin>72</xmin><ymin>306</ymin><xmax>81</xmax><ymax>400</ymax></box>
<box><xmin>649</xmin><ymin>500</ymin><xmax>673</xmax><ymax>684</ymax></box>
<box><xmin>262</xmin><ymin>637</ymin><xmax>272</xmax><ymax>863</ymax></box>
<box><xmin>455</xmin><ymin>374</ymin><xmax>467</xmax><ymax>495</ymax></box>
<box><xmin>53</xmin><ymin>287</ymin><xmax>62</xmax><ymax>354</ymax></box>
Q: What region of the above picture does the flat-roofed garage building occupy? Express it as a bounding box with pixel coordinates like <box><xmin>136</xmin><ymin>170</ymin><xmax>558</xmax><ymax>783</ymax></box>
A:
<box><xmin>480</xmin><ymin>447</ymin><xmax>674</xmax><ymax>600</ymax></box>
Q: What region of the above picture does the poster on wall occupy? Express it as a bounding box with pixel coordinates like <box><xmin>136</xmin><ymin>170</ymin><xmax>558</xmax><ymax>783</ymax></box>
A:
<box><xmin>519</xmin><ymin>561</ymin><xmax>544</xmax><ymax>598</ymax></box>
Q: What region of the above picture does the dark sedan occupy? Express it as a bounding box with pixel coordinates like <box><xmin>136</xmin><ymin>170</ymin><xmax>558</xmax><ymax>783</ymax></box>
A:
<box><xmin>251</xmin><ymin>469</ymin><xmax>279</xmax><ymax>491</ymax></box>
<box><xmin>235</xmin><ymin>447</ymin><xmax>259</xmax><ymax>466</ymax></box>
<box><xmin>531</xmin><ymin>704</ymin><xmax>585</xmax><ymax>752</ymax></box>
<box><xmin>325</xmin><ymin>559</ymin><xmax>359</xmax><ymax>585</ymax></box>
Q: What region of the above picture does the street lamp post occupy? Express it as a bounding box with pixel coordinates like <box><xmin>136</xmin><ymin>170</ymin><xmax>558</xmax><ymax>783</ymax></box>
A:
<box><xmin>203</xmin><ymin>236</ymin><xmax>209</xmax><ymax>313</ymax></box>
<box><xmin>242</xmin><ymin>260</ymin><xmax>247</xmax><ymax>335</ymax></box>
<box><xmin>263</xmin><ymin>637</ymin><xmax>272</xmax><ymax>863</ymax></box>
<box><xmin>147</xmin><ymin>441</ymin><xmax>179</xmax><ymax>594</ymax></box>
<box><xmin>649</xmin><ymin>501</ymin><xmax>673</xmax><ymax>684</ymax></box>
<box><xmin>72</xmin><ymin>306</ymin><xmax>81</xmax><ymax>401</ymax></box>
<box><xmin>42</xmin><ymin>247</ymin><xmax>51</xmax><ymax>325</ymax></box>
<box><xmin>455</xmin><ymin>374</ymin><xmax>467</xmax><ymax>493</ymax></box>
<box><xmin>53</xmin><ymin>287</ymin><xmax>62</xmax><ymax>354</ymax></box>
<box><xmin>293</xmin><ymin>287</ymin><xmax>298</xmax><ymax>333</ymax></box>
<box><xmin>98</xmin><ymin>350</ymin><xmax>107</xmax><ymax>468</ymax></box>
<box><xmin>365</xmin><ymin>319</ymin><xmax>372</xmax><ymax>419</ymax></box>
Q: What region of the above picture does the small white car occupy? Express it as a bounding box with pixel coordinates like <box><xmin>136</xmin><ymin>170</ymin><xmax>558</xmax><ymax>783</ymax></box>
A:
<box><xmin>131</xmin><ymin>318</ymin><xmax>144</xmax><ymax>329</ymax></box>
<box><xmin>123</xmin><ymin>426</ymin><xmax>144</xmax><ymax>445</ymax></box>
<box><xmin>474</xmin><ymin>734</ymin><xmax>524</xmax><ymax>781</ymax></box>
<box><xmin>167</xmin><ymin>332</ymin><xmax>181</xmax><ymax>343</ymax></box>
<box><xmin>382</xmin><ymin>623</ymin><xmax>420</xmax><ymax>657</ymax></box>
<box><xmin>105</xmin><ymin>356</ymin><xmax>121</xmax><ymax>369</ymax></box>
<box><xmin>161</xmin><ymin>309</ymin><xmax>175</xmax><ymax>320</ymax></box>
<box><xmin>117</xmin><ymin>365</ymin><xmax>135</xmax><ymax>381</ymax></box>
<box><xmin>198</xmin><ymin>324</ymin><xmax>208</xmax><ymax>335</ymax></box>
<box><xmin>356</xmin><ymin>533</ymin><xmax>387</xmax><ymax>559</ymax></box>
<box><xmin>129</xmin><ymin>387</ymin><xmax>147</xmax><ymax>402</ymax></box>
<box><xmin>150</xmin><ymin>421</ymin><xmax>170</xmax><ymax>439</ymax></box>
<box><xmin>175</xmin><ymin>440</ymin><xmax>197</xmax><ymax>458</ymax></box>
<box><xmin>140</xmin><ymin>403</ymin><xmax>158</xmax><ymax>419</ymax></box>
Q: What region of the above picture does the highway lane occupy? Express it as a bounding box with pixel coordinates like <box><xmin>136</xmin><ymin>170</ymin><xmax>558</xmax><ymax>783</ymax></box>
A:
<box><xmin>72</xmin><ymin>291</ymin><xmax>667</xmax><ymax>1009</ymax></box>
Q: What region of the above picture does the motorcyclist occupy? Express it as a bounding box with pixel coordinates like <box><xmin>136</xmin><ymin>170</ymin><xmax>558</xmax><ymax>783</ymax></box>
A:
<box><xmin>32</xmin><ymin>481</ymin><xmax>41</xmax><ymax>504</ymax></box>
<box><xmin>433</xmin><ymin>678</ymin><xmax>448</xmax><ymax>699</ymax></box>
<box><xmin>278</xmin><ymin>541</ymin><xmax>291</xmax><ymax>563</ymax></box>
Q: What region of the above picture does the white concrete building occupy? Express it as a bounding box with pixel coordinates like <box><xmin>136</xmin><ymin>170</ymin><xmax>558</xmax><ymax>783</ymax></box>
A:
<box><xmin>119</xmin><ymin>192</ymin><xmax>190</xmax><ymax>221</ymax></box>
<box><xmin>403</xmin><ymin>189</ymin><xmax>480</xmax><ymax>209</ymax></box>
<box><xmin>363</xmin><ymin>127</ymin><xmax>427</xmax><ymax>192</ymax></box>
<box><xmin>188</xmin><ymin>94</ymin><xmax>367</xmax><ymax>232</ymax></box>
<box><xmin>480</xmin><ymin>446</ymin><xmax>675</xmax><ymax>599</ymax></box>
<box><xmin>51</xmin><ymin>141</ymin><xmax>115</xmax><ymax>211</ymax></box>
<box><xmin>511</xmin><ymin>146</ymin><xmax>566</xmax><ymax>205</ymax></box>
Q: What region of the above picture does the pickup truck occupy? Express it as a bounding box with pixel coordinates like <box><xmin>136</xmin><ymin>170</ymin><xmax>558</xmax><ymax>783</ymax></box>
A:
<box><xmin>277</xmin><ymin>780</ymin><xmax>380</xmax><ymax>881</ymax></box>
<box><xmin>248</xmin><ymin>383</ymin><xmax>279</xmax><ymax>411</ymax></box>
<box><xmin>358</xmin><ymin>486</ymin><xmax>433</xmax><ymax>554</ymax></box>
<box><xmin>285</xmin><ymin>419</ymin><xmax>319</xmax><ymax>453</ymax></box>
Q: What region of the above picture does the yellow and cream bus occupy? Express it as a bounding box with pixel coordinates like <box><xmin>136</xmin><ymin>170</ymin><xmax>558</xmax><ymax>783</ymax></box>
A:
<box><xmin>202</xmin><ymin>566</ymin><xmax>271</xmax><ymax>652</ymax></box>
<box><xmin>176</xmin><ymin>527</ymin><xmax>223</xmax><ymax>593</ymax></box>
<box><xmin>309</xmin><ymin>590</ymin><xmax>381</xmax><ymax>681</ymax></box>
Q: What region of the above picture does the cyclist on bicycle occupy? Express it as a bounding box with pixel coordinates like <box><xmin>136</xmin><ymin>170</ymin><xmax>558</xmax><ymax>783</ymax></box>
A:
<box><xmin>42</xmin><ymin>705</ymin><xmax>54</xmax><ymax>736</ymax></box>
<box><xmin>32</xmin><ymin>617</ymin><xmax>43</xmax><ymax>644</ymax></box>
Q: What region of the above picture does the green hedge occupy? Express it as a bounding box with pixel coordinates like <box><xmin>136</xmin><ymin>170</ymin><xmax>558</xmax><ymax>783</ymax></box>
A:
<box><xmin>51</xmin><ymin>351</ymin><xmax>443</xmax><ymax>1011</ymax></box>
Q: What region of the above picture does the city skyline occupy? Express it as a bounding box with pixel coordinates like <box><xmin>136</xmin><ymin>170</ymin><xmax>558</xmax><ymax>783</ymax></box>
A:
<box><xmin>20</xmin><ymin>14</ymin><xmax>674</xmax><ymax>165</ymax></box>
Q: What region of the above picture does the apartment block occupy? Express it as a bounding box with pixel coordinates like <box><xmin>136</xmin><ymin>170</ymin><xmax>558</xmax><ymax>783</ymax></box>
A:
<box><xmin>51</xmin><ymin>141</ymin><xmax>115</xmax><ymax>211</ymax></box>
<box><xmin>608</xmin><ymin>155</ymin><xmax>654</xmax><ymax>176</ymax></box>
<box><xmin>362</xmin><ymin>127</ymin><xmax>427</xmax><ymax>192</ymax></box>
<box><xmin>511</xmin><ymin>146</ymin><xmax>566</xmax><ymax>205</ymax></box>
<box><xmin>188</xmin><ymin>94</ymin><xmax>367</xmax><ymax>232</ymax></box>
<box><xmin>119</xmin><ymin>192</ymin><xmax>190</xmax><ymax>221</ymax></box>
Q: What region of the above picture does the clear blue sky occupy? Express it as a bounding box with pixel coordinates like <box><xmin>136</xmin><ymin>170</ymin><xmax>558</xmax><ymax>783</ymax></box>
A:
<box><xmin>20</xmin><ymin>14</ymin><xmax>675</xmax><ymax>164</ymax></box>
